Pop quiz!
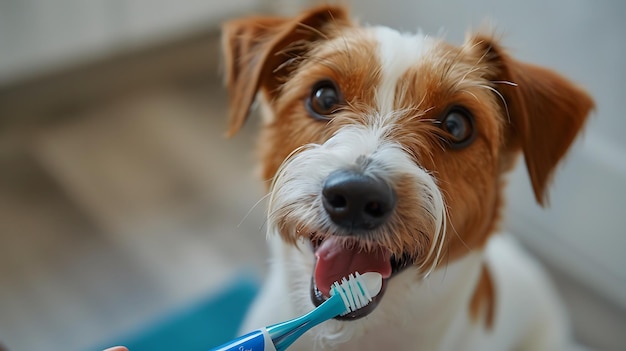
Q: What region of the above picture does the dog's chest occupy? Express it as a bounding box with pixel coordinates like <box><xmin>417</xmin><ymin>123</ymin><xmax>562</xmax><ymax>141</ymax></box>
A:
<box><xmin>291</xmin><ymin>314</ymin><xmax>481</xmax><ymax>351</ymax></box>
<box><xmin>291</xmin><ymin>322</ymin><xmax>439</xmax><ymax>351</ymax></box>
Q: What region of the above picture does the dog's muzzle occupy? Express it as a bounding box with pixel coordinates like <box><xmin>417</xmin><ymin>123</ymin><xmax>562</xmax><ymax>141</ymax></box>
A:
<box><xmin>311</xmin><ymin>168</ymin><xmax>410</xmax><ymax>320</ymax></box>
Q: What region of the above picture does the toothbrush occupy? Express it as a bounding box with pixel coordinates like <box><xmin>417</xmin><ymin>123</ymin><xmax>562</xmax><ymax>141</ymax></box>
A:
<box><xmin>209</xmin><ymin>271</ymin><xmax>383</xmax><ymax>351</ymax></box>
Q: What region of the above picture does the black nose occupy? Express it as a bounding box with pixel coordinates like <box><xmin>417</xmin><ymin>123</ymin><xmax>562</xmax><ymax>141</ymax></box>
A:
<box><xmin>322</xmin><ymin>169</ymin><xmax>396</xmax><ymax>231</ymax></box>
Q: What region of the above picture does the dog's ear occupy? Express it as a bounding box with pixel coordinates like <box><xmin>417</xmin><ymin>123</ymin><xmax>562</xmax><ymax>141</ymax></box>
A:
<box><xmin>221</xmin><ymin>5</ymin><xmax>350</xmax><ymax>136</ymax></box>
<box><xmin>469</xmin><ymin>35</ymin><xmax>594</xmax><ymax>206</ymax></box>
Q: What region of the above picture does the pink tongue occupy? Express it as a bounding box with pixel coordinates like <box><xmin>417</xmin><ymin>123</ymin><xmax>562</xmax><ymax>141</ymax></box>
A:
<box><xmin>314</xmin><ymin>237</ymin><xmax>392</xmax><ymax>296</ymax></box>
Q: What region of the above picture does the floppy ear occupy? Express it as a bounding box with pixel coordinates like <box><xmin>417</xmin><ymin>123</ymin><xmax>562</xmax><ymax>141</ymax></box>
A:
<box><xmin>470</xmin><ymin>35</ymin><xmax>594</xmax><ymax>206</ymax></box>
<box><xmin>221</xmin><ymin>5</ymin><xmax>350</xmax><ymax>137</ymax></box>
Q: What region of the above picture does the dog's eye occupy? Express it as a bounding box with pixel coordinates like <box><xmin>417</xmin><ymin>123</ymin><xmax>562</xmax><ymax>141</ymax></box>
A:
<box><xmin>307</xmin><ymin>80</ymin><xmax>341</xmax><ymax>119</ymax></box>
<box><xmin>440</xmin><ymin>107</ymin><xmax>475</xmax><ymax>148</ymax></box>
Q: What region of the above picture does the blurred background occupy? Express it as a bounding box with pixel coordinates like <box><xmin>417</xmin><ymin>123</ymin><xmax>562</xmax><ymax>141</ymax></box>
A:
<box><xmin>0</xmin><ymin>0</ymin><xmax>624</xmax><ymax>350</ymax></box>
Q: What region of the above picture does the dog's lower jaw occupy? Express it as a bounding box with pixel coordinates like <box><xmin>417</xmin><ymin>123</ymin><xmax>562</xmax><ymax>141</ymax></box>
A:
<box><xmin>276</xmin><ymin>234</ymin><xmax>486</xmax><ymax>349</ymax></box>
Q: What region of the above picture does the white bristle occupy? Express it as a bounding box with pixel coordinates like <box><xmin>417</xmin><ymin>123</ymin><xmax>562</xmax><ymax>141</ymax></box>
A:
<box><xmin>330</xmin><ymin>272</ymin><xmax>383</xmax><ymax>315</ymax></box>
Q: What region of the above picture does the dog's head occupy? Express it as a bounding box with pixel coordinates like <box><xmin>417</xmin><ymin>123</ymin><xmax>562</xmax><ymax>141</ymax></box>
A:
<box><xmin>222</xmin><ymin>5</ymin><xmax>593</xmax><ymax>322</ymax></box>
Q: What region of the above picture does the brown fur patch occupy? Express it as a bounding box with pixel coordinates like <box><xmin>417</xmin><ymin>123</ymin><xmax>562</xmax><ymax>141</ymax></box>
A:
<box><xmin>388</xmin><ymin>42</ymin><xmax>506</xmax><ymax>269</ymax></box>
<box><xmin>468</xmin><ymin>35</ymin><xmax>595</xmax><ymax>205</ymax></box>
<box><xmin>222</xmin><ymin>5</ymin><xmax>351</xmax><ymax>137</ymax></box>
<box><xmin>470</xmin><ymin>263</ymin><xmax>496</xmax><ymax>329</ymax></box>
<box><xmin>258</xmin><ymin>29</ymin><xmax>381</xmax><ymax>183</ymax></box>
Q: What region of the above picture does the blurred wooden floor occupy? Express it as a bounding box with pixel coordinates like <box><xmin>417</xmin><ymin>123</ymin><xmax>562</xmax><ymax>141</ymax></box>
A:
<box><xmin>0</xmin><ymin>30</ymin><xmax>623</xmax><ymax>351</ymax></box>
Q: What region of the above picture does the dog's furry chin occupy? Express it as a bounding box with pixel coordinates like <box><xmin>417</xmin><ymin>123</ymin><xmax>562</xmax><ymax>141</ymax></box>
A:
<box><xmin>222</xmin><ymin>4</ymin><xmax>593</xmax><ymax>351</ymax></box>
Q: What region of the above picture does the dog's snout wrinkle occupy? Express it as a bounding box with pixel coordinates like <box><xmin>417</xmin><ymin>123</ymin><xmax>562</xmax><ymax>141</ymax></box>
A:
<box><xmin>322</xmin><ymin>169</ymin><xmax>396</xmax><ymax>231</ymax></box>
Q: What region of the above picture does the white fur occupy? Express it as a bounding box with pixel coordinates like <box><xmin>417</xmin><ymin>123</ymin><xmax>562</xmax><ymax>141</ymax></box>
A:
<box><xmin>240</xmin><ymin>25</ymin><xmax>572</xmax><ymax>351</ymax></box>
<box><xmin>371</xmin><ymin>27</ymin><xmax>433</xmax><ymax>116</ymax></box>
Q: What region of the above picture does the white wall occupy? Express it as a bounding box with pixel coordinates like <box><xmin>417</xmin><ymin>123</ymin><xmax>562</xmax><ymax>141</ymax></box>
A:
<box><xmin>0</xmin><ymin>0</ymin><xmax>262</xmax><ymax>84</ymax></box>
<box><xmin>351</xmin><ymin>0</ymin><xmax>626</xmax><ymax>308</ymax></box>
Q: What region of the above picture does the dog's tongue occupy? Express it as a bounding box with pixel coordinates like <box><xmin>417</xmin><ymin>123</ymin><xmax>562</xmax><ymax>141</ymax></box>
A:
<box><xmin>314</xmin><ymin>237</ymin><xmax>392</xmax><ymax>296</ymax></box>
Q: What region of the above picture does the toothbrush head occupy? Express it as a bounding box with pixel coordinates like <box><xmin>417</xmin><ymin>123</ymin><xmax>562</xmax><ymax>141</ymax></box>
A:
<box><xmin>330</xmin><ymin>272</ymin><xmax>383</xmax><ymax>315</ymax></box>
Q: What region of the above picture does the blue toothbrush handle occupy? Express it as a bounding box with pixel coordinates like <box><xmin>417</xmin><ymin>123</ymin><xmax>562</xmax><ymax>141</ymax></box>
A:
<box><xmin>210</xmin><ymin>328</ymin><xmax>277</xmax><ymax>351</ymax></box>
<box><xmin>209</xmin><ymin>272</ymin><xmax>380</xmax><ymax>351</ymax></box>
<box><xmin>267</xmin><ymin>293</ymin><xmax>345</xmax><ymax>351</ymax></box>
<box><xmin>209</xmin><ymin>295</ymin><xmax>343</xmax><ymax>351</ymax></box>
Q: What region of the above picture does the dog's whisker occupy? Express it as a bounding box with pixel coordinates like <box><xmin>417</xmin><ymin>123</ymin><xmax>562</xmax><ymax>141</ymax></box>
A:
<box><xmin>478</xmin><ymin>83</ymin><xmax>511</xmax><ymax>123</ymax></box>
<box><xmin>448</xmin><ymin>213</ymin><xmax>470</xmax><ymax>252</ymax></box>
<box><xmin>460</xmin><ymin>89</ymin><xmax>480</xmax><ymax>102</ymax></box>
<box><xmin>301</xmin><ymin>55</ymin><xmax>342</xmax><ymax>73</ymax></box>
<box><xmin>294</xmin><ymin>22</ymin><xmax>331</xmax><ymax>41</ymax></box>
<box><xmin>237</xmin><ymin>193</ymin><xmax>271</xmax><ymax>228</ymax></box>
<box><xmin>453</xmin><ymin>65</ymin><xmax>487</xmax><ymax>91</ymax></box>
<box><xmin>492</xmin><ymin>80</ymin><xmax>517</xmax><ymax>87</ymax></box>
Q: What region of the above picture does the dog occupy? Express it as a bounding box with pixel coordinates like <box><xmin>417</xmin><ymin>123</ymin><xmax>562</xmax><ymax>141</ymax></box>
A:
<box><xmin>221</xmin><ymin>5</ymin><xmax>593</xmax><ymax>351</ymax></box>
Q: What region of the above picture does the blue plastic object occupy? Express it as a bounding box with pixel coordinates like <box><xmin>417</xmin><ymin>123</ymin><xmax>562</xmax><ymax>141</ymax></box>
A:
<box><xmin>104</xmin><ymin>275</ymin><xmax>259</xmax><ymax>351</ymax></box>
